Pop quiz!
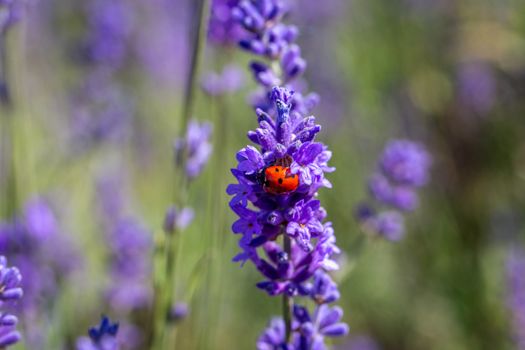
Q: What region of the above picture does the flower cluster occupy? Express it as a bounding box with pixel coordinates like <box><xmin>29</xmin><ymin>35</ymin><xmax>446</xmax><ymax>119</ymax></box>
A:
<box><xmin>201</xmin><ymin>64</ymin><xmax>245</xmax><ymax>97</ymax></box>
<box><xmin>174</xmin><ymin>119</ymin><xmax>213</xmax><ymax>180</ymax></box>
<box><xmin>506</xmin><ymin>250</ymin><xmax>525</xmax><ymax>350</ymax></box>
<box><xmin>0</xmin><ymin>256</ymin><xmax>23</xmax><ymax>348</ymax></box>
<box><xmin>0</xmin><ymin>197</ymin><xmax>78</xmax><ymax>347</ymax></box>
<box><xmin>69</xmin><ymin>0</ymin><xmax>134</xmax><ymax>149</ymax></box>
<box><xmin>96</xmin><ymin>176</ymin><xmax>152</xmax><ymax>313</ymax></box>
<box><xmin>257</xmin><ymin>272</ymin><xmax>348</xmax><ymax>349</ymax></box>
<box><xmin>208</xmin><ymin>0</ymin><xmax>244</xmax><ymax>46</ymax></box>
<box><xmin>76</xmin><ymin>315</ymin><xmax>120</xmax><ymax>350</ymax></box>
<box><xmin>209</xmin><ymin>0</ymin><xmax>318</xmax><ymax>115</ymax></box>
<box><xmin>228</xmin><ymin>86</ymin><xmax>348</xmax><ymax>348</ymax></box>
<box><xmin>356</xmin><ymin>139</ymin><xmax>431</xmax><ymax>241</ymax></box>
<box><xmin>0</xmin><ymin>0</ymin><xmax>22</xmax><ymax>35</ymax></box>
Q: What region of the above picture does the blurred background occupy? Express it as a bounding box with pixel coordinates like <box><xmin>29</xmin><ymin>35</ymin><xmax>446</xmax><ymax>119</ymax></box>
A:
<box><xmin>1</xmin><ymin>0</ymin><xmax>525</xmax><ymax>349</ymax></box>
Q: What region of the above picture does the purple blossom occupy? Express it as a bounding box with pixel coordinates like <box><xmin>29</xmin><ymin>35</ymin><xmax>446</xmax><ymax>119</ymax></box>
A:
<box><xmin>292</xmin><ymin>304</ymin><xmax>349</xmax><ymax>350</ymax></box>
<box><xmin>0</xmin><ymin>315</ymin><xmax>20</xmax><ymax>348</ymax></box>
<box><xmin>23</xmin><ymin>197</ymin><xmax>57</xmax><ymax>240</ymax></box>
<box><xmin>105</xmin><ymin>225</ymin><xmax>151</xmax><ymax>310</ymax></box>
<box><xmin>257</xmin><ymin>318</ymin><xmax>290</xmax><ymax>350</ymax></box>
<box><xmin>0</xmin><ymin>256</ymin><xmax>22</xmax><ymax>302</ymax></box>
<box><xmin>0</xmin><ymin>257</ymin><xmax>23</xmax><ymax>348</ymax></box>
<box><xmin>168</xmin><ymin>302</ymin><xmax>189</xmax><ymax>323</ymax></box>
<box><xmin>175</xmin><ymin>120</ymin><xmax>213</xmax><ymax>179</ymax></box>
<box><xmin>208</xmin><ymin>0</ymin><xmax>245</xmax><ymax>46</ymax></box>
<box><xmin>70</xmin><ymin>70</ymin><xmax>133</xmax><ymax>148</ymax></box>
<box><xmin>201</xmin><ymin>64</ymin><xmax>245</xmax><ymax>96</ymax></box>
<box><xmin>357</xmin><ymin>139</ymin><xmax>430</xmax><ymax>240</ymax></box>
<box><xmin>76</xmin><ymin>316</ymin><xmax>119</xmax><ymax>350</ymax></box>
<box><xmin>163</xmin><ymin>205</ymin><xmax>194</xmax><ymax>233</ymax></box>
<box><xmin>336</xmin><ymin>335</ymin><xmax>381</xmax><ymax>350</ymax></box>
<box><xmin>457</xmin><ymin>62</ymin><xmax>495</xmax><ymax>115</ymax></box>
<box><xmin>96</xmin><ymin>174</ymin><xmax>153</xmax><ymax>318</ymax></box>
<box><xmin>0</xmin><ymin>0</ymin><xmax>22</xmax><ymax>34</ymax></box>
<box><xmin>506</xmin><ymin>250</ymin><xmax>525</xmax><ymax>350</ymax></box>
<box><xmin>379</xmin><ymin>140</ymin><xmax>431</xmax><ymax>187</ymax></box>
<box><xmin>84</xmin><ymin>0</ymin><xmax>133</xmax><ymax>68</ymax></box>
<box><xmin>228</xmin><ymin>86</ymin><xmax>347</xmax><ymax>347</ymax></box>
<box><xmin>222</xmin><ymin>0</ymin><xmax>319</xmax><ymax>114</ymax></box>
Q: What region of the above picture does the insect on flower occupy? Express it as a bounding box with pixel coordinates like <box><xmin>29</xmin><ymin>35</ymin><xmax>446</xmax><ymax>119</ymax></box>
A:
<box><xmin>262</xmin><ymin>165</ymin><xmax>299</xmax><ymax>194</ymax></box>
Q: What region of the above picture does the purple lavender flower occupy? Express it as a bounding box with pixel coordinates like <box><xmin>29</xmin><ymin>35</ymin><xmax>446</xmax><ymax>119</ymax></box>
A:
<box><xmin>208</xmin><ymin>0</ymin><xmax>245</xmax><ymax>46</ymax></box>
<box><xmin>168</xmin><ymin>302</ymin><xmax>189</xmax><ymax>323</ymax></box>
<box><xmin>0</xmin><ymin>314</ymin><xmax>21</xmax><ymax>348</ymax></box>
<box><xmin>0</xmin><ymin>256</ymin><xmax>23</xmax><ymax>303</ymax></box>
<box><xmin>76</xmin><ymin>316</ymin><xmax>119</xmax><ymax>350</ymax></box>
<box><xmin>0</xmin><ymin>197</ymin><xmax>79</xmax><ymax>348</ymax></box>
<box><xmin>379</xmin><ymin>140</ymin><xmax>431</xmax><ymax>187</ymax></box>
<box><xmin>70</xmin><ymin>70</ymin><xmax>133</xmax><ymax>149</ymax></box>
<box><xmin>506</xmin><ymin>249</ymin><xmax>525</xmax><ymax>350</ymax></box>
<box><xmin>0</xmin><ymin>257</ymin><xmax>23</xmax><ymax>348</ymax></box>
<box><xmin>457</xmin><ymin>62</ymin><xmax>495</xmax><ymax>115</ymax></box>
<box><xmin>257</xmin><ymin>318</ymin><xmax>289</xmax><ymax>350</ymax></box>
<box><xmin>206</xmin><ymin>0</ymin><xmax>317</xmax><ymax>115</ymax></box>
<box><xmin>293</xmin><ymin>304</ymin><xmax>349</xmax><ymax>349</ymax></box>
<box><xmin>23</xmin><ymin>197</ymin><xmax>58</xmax><ymax>240</ymax></box>
<box><xmin>201</xmin><ymin>64</ymin><xmax>245</xmax><ymax>96</ymax></box>
<box><xmin>84</xmin><ymin>0</ymin><xmax>133</xmax><ymax>68</ymax></box>
<box><xmin>96</xmin><ymin>177</ymin><xmax>153</xmax><ymax>313</ymax></box>
<box><xmin>228</xmin><ymin>86</ymin><xmax>347</xmax><ymax>347</ymax></box>
<box><xmin>357</xmin><ymin>139</ymin><xmax>430</xmax><ymax>241</ymax></box>
<box><xmin>0</xmin><ymin>0</ymin><xmax>22</xmax><ymax>34</ymax></box>
<box><xmin>174</xmin><ymin>119</ymin><xmax>213</xmax><ymax>179</ymax></box>
<box><xmin>336</xmin><ymin>335</ymin><xmax>381</xmax><ymax>350</ymax></box>
<box><xmin>163</xmin><ymin>206</ymin><xmax>194</xmax><ymax>233</ymax></box>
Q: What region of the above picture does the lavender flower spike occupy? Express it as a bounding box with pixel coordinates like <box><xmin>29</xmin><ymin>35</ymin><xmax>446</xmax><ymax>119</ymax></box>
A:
<box><xmin>175</xmin><ymin>119</ymin><xmax>213</xmax><ymax>179</ymax></box>
<box><xmin>76</xmin><ymin>315</ymin><xmax>120</xmax><ymax>350</ymax></box>
<box><xmin>357</xmin><ymin>139</ymin><xmax>431</xmax><ymax>241</ymax></box>
<box><xmin>0</xmin><ymin>256</ymin><xmax>22</xmax><ymax>302</ymax></box>
<box><xmin>0</xmin><ymin>256</ymin><xmax>23</xmax><ymax>348</ymax></box>
<box><xmin>0</xmin><ymin>0</ymin><xmax>22</xmax><ymax>34</ymax></box>
<box><xmin>507</xmin><ymin>250</ymin><xmax>525</xmax><ymax>350</ymax></box>
<box><xmin>228</xmin><ymin>86</ymin><xmax>347</xmax><ymax>347</ymax></box>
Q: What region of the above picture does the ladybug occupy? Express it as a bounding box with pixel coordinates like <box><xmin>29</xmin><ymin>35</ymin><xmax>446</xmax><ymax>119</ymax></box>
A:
<box><xmin>262</xmin><ymin>165</ymin><xmax>299</xmax><ymax>194</ymax></box>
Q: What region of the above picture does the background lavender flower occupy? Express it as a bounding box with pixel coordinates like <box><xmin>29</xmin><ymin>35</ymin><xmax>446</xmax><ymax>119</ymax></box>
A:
<box><xmin>506</xmin><ymin>250</ymin><xmax>525</xmax><ymax>350</ymax></box>
<box><xmin>0</xmin><ymin>0</ymin><xmax>22</xmax><ymax>34</ymax></box>
<box><xmin>208</xmin><ymin>0</ymin><xmax>245</xmax><ymax>46</ymax></box>
<box><xmin>201</xmin><ymin>64</ymin><xmax>245</xmax><ymax>96</ymax></box>
<box><xmin>96</xmin><ymin>176</ymin><xmax>152</xmax><ymax>313</ymax></box>
<box><xmin>76</xmin><ymin>315</ymin><xmax>119</xmax><ymax>350</ymax></box>
<box><xmin>83</xmin><ymin>0</ymin><xmax>133</xmax><ymax>68</ymax></box>
<box><xmin>175</xmin><ymin>119</ymin><xmax>213</xmax><ymax>179</ymax></box>
<box><xmin>356</xmin><ymin>139</ymin><xmax>431</xmax><ymax>241</ymax></box>
<box><xmin>0</xmin><ymin>197</ymin><xmax>79</xmax><ymax>348</ymax></box>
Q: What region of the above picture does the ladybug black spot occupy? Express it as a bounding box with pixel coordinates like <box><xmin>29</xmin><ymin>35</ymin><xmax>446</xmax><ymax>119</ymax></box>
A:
<box><xmin>275</xmin><ymin>168</ymin><xmax>279</xmax><ymax>172</ymax></box>
<box><xmin>278</xmin><ymin>178</ymin><xmax>283</xmax><ymax>184</ymax></box>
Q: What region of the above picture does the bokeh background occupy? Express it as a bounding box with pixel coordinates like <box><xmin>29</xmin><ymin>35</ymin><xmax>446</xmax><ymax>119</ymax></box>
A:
<box><xmin>1</xmin><ymin>0</ymin><xmax>525</xmax><ymax>349</ymax></box>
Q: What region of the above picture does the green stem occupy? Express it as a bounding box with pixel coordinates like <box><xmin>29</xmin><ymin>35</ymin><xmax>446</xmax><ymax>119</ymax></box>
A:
<box><xmin>283</xmin><ymin>234</ymin><xmax>293</xmax><ymax>343</ymax></box>
<box><xmin>150</xmin><ymin>0</ymin><xmax>209</xmax><ymax>348</ymax></box>
<box><xmin>0</xmin><ymin>34</ymin><xmax>17</xmax><ymax>220</ymax></box>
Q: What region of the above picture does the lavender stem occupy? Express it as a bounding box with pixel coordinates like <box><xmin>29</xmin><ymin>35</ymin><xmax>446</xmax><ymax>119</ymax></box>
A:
<box><xmin>0</xmin><ymin>35</ymin><xmax>17</xmax><ymax>220</ymax></box>
<box><xmin>151</xmin><ymin>0</ymin><xmax>210</xmax><ymax>348</ymax></box>
<box><xmin>283</xmin><ymin>234</ymin><xmax>293</xmax><ymax>342</ymax></box>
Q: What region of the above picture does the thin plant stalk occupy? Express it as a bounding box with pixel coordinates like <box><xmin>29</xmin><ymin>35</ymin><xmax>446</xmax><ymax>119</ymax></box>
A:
<box><xmin>0</xmin><ymin>34</ymin><xmax>17</xmax><ymax>220</ymax></box>
<box><xmin>150</xmin><ymin>0</ymin><xmax>209</xmax><ymax>348</ymax></box>
<box><xmin>283</xmin><ymin>234</ymin><xmax>293</xmax><ymax>342</ymax></box>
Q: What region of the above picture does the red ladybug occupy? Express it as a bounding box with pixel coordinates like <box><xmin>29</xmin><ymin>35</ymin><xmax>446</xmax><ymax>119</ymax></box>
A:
<box><xmin>263</xmin><ymin>165</ymin><xmax>299</xmax><ymax>194</ymax></box>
